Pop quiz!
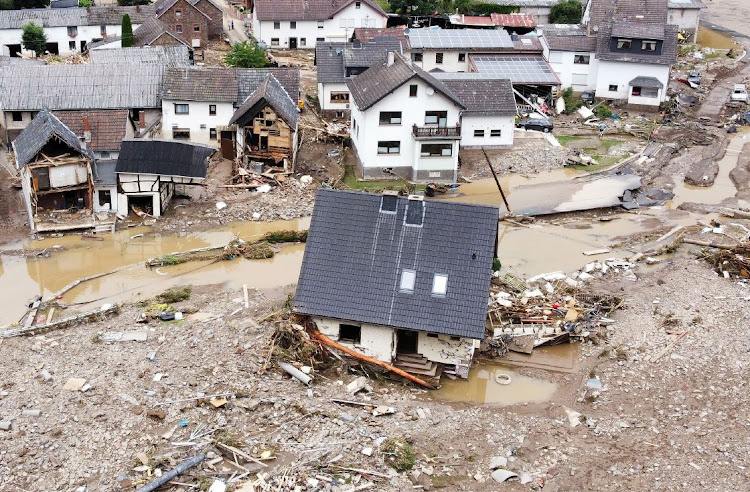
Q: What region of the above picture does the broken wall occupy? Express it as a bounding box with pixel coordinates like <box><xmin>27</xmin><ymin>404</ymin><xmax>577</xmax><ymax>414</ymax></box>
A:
<box><xmin>315</xmin><ymin>317</ymin><xmax>395</xmax><ymax>363</ymax></box>
<box><xmin>416</xmin><ymin>332</ymin><xmax>476</xmax><ymax>368</ymax></box>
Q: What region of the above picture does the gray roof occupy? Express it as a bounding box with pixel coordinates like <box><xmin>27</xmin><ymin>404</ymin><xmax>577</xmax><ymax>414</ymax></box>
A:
<box><xmin>407</xmin><ymin>28</ymin><xmax>513</xmax><ymax>50</ymax></box>
<box><xmin>133</xmin><ymin>18</ymin><xmax>191</xmax><ymax>48</ymax></box>
<box><xmin>51</xmin><ymin>0</ymin><xmax>80</xmax><ymax>8</ymax></box>
<box><xmin>0</xmin><ymin>63</ymin><xmax>164</xmax><ymax>110</ymax></box>
<box><xmin>87</xmin><ymin>36</ymin><xmax>122</xmax><ymax>50</ymax></box>
<box><xmin>611</xmin><ymin>22</ymin><xmax>666</xmax><ymax>40</ymax></box>
<box><xmin>294</xmin><ymin>189</ymin><xmax>499</xmax><ymax>340</ymax></box>
<box><xmin>116</xmin><ymin>139</ymin><xmax>214</xmax><ymax>178</ymax></box>
<box><xmin>316</xmin><ymin>43</ymin><xmax>347</xmax><ymax>84</ymax></box>
<box><xmin>596</xmin><ymin>23</ymin><xmax>678</xmax><ymax>65</ymax></box>
<box><xmin>238</xmin><ymin>68</ymin><xmax>300</xmax><ymax>105</ymax></box>
<box><xmin>316</xmin><ymin>37</ymin><xmax>404</xmax><ymax>85</ymax></box>
<box><xmin>12</xmin><ymin>110</ymin><xmax>93</xmax><ymax>168</ymax></box>
<box><xmin>347</xmin><ymin>54</ymin><xmax>465</xmax><ymax>111</ymax></box>
<box><xmin>543</xmin><ymin>25</ymin><xmax>598</xmax><ymax>52</ymax></box>
<box><xmin>433</xmin><ymin>55</ymin><xmax>560</xmax><ymax>85</ymax></box>
<box><xmin>230</xmin><ymin>74</ymin><xmax>298</xmax><ymax>128</ymax></box>
<box><xmin>254</xmin><ymin>0</ymin><xmax>386</xmax><ymax>21</ymax></box>
<box><xmin>668</xmin><ymin>0</ymin><xmax>705</xmax><ymax>9</ymax></box>
<box><xmin>0</xmin><ymin>56</ymin><xmax>44</xmax><ymax>67</ymax></box>
<box><xmin>89</xmin><ymin>46</ymin><xmax>191</xmax><ymax>66</ymax></box>
<box><xmin>485</xmin><ymin>0</ymin><xmax>558</xmax><ymax>5</ymax></box>
<box><xmin>93</xmin><ymin>160</ymin><xmax>118</xmax><ymax>186</ymax></box>
<box><xmin>589</xmin><ymin>0</ymin><xmax>668</xmax><ymax>29</ymax></box>
<box><xmin>629</xmin><ymin>76</ymin><xmax>664</xmax><ymax>88</ymax></box>
<box><xmin>0</xmin><ymin>6</ymin><xmax>154</xmax><ymax>29</ymax></box>
<box><xmin>442</xmin><ymin>79</ymin><xmax>517</xmax><ymax>116</ymax></box>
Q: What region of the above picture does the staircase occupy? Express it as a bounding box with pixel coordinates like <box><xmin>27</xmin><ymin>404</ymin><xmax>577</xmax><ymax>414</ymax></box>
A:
<box><xmin>394</xmin><ymin>353</ymin><xmax>443</xmax><ymax>387</ymax></box>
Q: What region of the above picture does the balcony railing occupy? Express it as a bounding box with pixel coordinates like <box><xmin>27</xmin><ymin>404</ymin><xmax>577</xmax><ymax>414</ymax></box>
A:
<box><xmin>412</xmin><ymin>124</ymin><xmax>461</xmax><ymax>138</ymax></box>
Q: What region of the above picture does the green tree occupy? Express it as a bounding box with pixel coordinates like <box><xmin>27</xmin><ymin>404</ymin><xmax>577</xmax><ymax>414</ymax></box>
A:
<box><xmin>117</xmin><ymin>0</ymin><xmax>151</xmax><ymax>5</ymax></box>
<box><xmin>548</xmin><ymin>0</ymin><xmax>583</xmax><ymax>24</ymax></box>
<box><xmin>0</xmin><ymin>0</ymin><xmax>14</xmax><ymax>9</ymax></box>
<box><xmin>224</xmin><ymin>40</ymin><xmax>269</xmax><ymax>68</ymax></box>
<box><xmin>13</xmin><ymin>0</ymin><xmax>49</xmax><ymax>8</ymax></box>
<box><xmin>78</xmin><ymin>0</ymin><xmax>92</xmax><ymax>6</ymax></box>
<box><xmin>21</xmin><ymin>22</ymin><xmax>47</xmax><ymax>56</ymax></box>
<box><xmin>471</xmin><ymin>2</ymin><xmax>519</xmax><ymax>15</ymax></box>
<box><xmin>389</xmin><ymin>0</ymin><xmax>437</xmax><ymax>15</ymax></box>
<box><xmin>121</xmin><ymin>14</ymin><xmax>134</xmax><ymax>47</ymax></box>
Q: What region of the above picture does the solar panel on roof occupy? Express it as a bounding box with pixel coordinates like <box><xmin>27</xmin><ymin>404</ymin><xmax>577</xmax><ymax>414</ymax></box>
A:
<box><xmin>407</xmin><ymin>29</ymin><xmax>513</xmax><ymax>49</ymax></box>
<box><xmin>432</xmin><ymin>56</ymin><xmax>559</xmax><ymax>85</ymax></box>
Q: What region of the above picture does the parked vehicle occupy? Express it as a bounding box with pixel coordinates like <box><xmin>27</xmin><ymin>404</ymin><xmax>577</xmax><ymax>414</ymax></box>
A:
<box><xmin>581</xmin><ymin>91</ymin><xmax>595</xmax><ymax>105</ymax></box>
<box><xmin>687</xmin><ymin>70</ymin><xmax>701</xmax><ymax>86</ymax></box>
<box><xmin>731</xmin><ymin>84</ymin><xmax>748</xmax><ymax>103</ymax></box>
<box><xmin>517</xmin><ymin>118</ymin><xmax>554</xmax><ymax>133</ymax></box>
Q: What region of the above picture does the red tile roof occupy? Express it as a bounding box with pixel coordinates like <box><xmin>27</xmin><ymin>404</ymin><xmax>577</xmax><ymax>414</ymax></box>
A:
<box><xmin>490</xmin><ymin>13</ymin><xmax>536</xmax><ymax>28</ymax></box>
<box><xmin>54</xmin><ymin>110</ymin><xmax>129</xmax><ymax>152</ymax></box>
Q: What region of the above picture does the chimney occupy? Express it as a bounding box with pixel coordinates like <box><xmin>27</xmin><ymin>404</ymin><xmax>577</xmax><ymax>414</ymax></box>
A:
<box><xmin>387</xmin><ymin>51</ymin><xmax>394</xmax><ymax>67</ymax></box>
<box><xmin>136</xmin><ymin>5</ymin><xmax>140</xmax><ymax>13</ymax></box>
<box><xmin>82</xmin><ymin>116</ymin><xmax>91</xmax><ymax>145</ymax></box>
<box><xmin>635</xmin><ymin>15</ymin><xmax>644</xmax><ymax>24</ymax></box>
<box><xmin>138</xmin><ymin>110</ymin><xmax>146</xmax><ymax>130</ymax></box>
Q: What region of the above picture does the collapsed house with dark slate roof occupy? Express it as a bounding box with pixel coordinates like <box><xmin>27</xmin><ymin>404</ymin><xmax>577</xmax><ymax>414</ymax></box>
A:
<box><xmin>295</xmin><ymin>188</ymin><xmax>499</xmax><ymax>380</ymax></box>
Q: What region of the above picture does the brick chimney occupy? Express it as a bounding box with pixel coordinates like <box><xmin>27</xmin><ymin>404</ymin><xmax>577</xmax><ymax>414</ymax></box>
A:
<box><xmin>136</xmin><ymin>5</ymin><xmax>141</xmax><ymax>13</ymax></box>
<box><xmin>635</xmin><ymin>15</ymin><xmax>644</xmax><ymax>24</ymax></box>
<box><xmin>138</xmin><ymin>110</ymin><xmax>146</xmax><ymax>130</ymax></box>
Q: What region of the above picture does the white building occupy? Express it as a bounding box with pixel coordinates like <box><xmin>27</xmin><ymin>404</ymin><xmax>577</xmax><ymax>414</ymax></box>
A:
<box><xmin>667</xmin><ymin>0</ymin><xmax>706</xmax><ymax>42</ymax></box>
<box><xmin>252</xmin><ymin>0</ymin><xmax>387</xmax><ymax>49</ymax></box>
<box><xmin>541</xmin><ymin>25</ymin><xmax>600</xmax><ymax>92</ymax></box>
<box><xmin>0</xmin><ymin>6</ymin><xmax>153</xmax><ymax>57</ymax></box>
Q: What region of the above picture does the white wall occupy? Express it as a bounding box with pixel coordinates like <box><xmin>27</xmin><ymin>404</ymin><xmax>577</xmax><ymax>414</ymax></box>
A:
<box><xmin>668</xmin><ymin>8</ymin><xmax>700</xmax><ymax>32</ymax></box>
<box><xmin>162</xmin><ymin>100</ymin><xmax>235</xmax><ymax>146</ymax></box>
<box><xmin>350</xmin><ymin>77</ymin><xmax>462</xmax><ymax>175</ymax></box>
<box><xmin>93</xmin><ymin>184</ymin><xmax>117</xmax><ymax>212</ymax></box>
<box><xmin>416</xmin><ymin>332</ymin><xmax>475</xmax><ymax>369</ymax></box>
<box><xmin>117</xmin><ymin>173</ymin><xmax>162</xmax><ymax>217</ymax></box>
<box><xmin>460</xmin><ymin>114</ymin><xmax>514</xmax><ymax>148</ymax></box>
<box><xmin>594</xmin><ymin>61</ymin><xmax>670</xmax><ymax>104</ymax></box>
<box><xmin>316</xmin><ymin>317</ymin><xmax>395</xmax><ymax>363</ymax></box>
<box><xmin>49</xmin><ymin>163</ymin><xmax>88</xmax><ymax>188</ymax></box>
<box><xmin>410</xmin><ymin>50</ymin><xmax>471</xmax><ymax>73</ymax></box>
<box><xmin>547</xmin><ymin>50</ymin><xmax>599</xmax><ymax>91</ymax></box>
<box><xmin>318</xmin><ymin>82</ymin><xmax>351</xmax><ymax>111</ymax></box>
<box><xmin>253</xmin><ymin>2</ymin><xmax>385</xmax><ymax>49</ymax></box>
<box><xmin>0</xmin><ymin>23</ymin><xmax>139</xmax><ymax>56</ymax></box>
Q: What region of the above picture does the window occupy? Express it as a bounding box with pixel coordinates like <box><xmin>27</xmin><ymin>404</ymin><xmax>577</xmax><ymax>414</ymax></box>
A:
<box><xmin>424</xmin><ymin>111</ymin><xmax>447</xmax><ymax>126</ymax></box>
<box><xmin>573</xmin><ymin>54</ymin><xmax>590</xmax><ymax>64</ymax></box>
<box><xmin>271</xmin><ymin>38</ymin><xmax>280</xmax><ymax>46</ymax></box>
<box><xmin>427</xmin><ymin>333</ymin><xmax>438</xmax><ymax>338</ymax></box>
<box><xmin>69</xmin><ymin>41</ymin><xmax>76</xmax><ymax>51</ymax></box>
<box><xmin>99</xmin><ymin>151</ymin><xmax>111</xmax><ymax>159</ymax></box>
<box><xmin>400</xmin><ymin>269</ymin><xmax>416</xmax><ymax>292</ymax></box>
<box><xmin>616</xmin><ymin>39</ymin><xmax>632</xmax><ymax>50</ymax></box>
<box><xmin>608</xmin><ymin>84</ymin><xmax>618</xmax><ymax>92</ymax></box>
<box><xmin>380</xmin><ymin>193</ymin><xmax>397</xmax><ymax>213</ymax></box>
<box><xmin>316</xmin><ymin>37</ymin><xmax>325</xmax><ymax>42</ymax></box>
<box><xmin>432</xmin><ymin>273</ymin><xmax>448</xmax><ymax>296</ymax></box>
<box><xmin>379</xmin><ymin>111</ymin><xmax>402</xmax><ymax>125</ymax></box>
<box><xmin>338</xmin><ymin>324</ymin><xmax>361</xmax><ymax>343</ymax></box>
<box><xmin>411</xmin><ymin>53</ymin><xmax>423</xmax><ymax>62</ymax></box>
<box><xmin>174</xmin><ymin>103</ymin><xmax>189</xmax><ymax>114</ymax></box>
<box><xmin>100</xmin><ymin>25</ymin><xmax>107</xmax><ymax>37</ymax></box>
<box><xmin>274</xmin><ymin>21</ymin><xmax>280</xmax><ymax>29</ymax></box>
<box><xmin>473</xmin><ymin>129</ymin><xmax>485</xmax><ymax>138</ymax></box>
<box><xmin>290</xmin><ymin>21</ymin><xmax>296</xmax><ymax>29</ymax></box>
<box><xmin>458</xmin><ymin>53</ymin><xmax>465</xmax><ymax>62</ymax></box>
<box><xmin>209</xmin><ymin>104</ymin><xmax>216</xmax><ymax>115</ymax></box>
<box><xmin>11</xmin><ymin>111</ymin><xmax>22</xmax><ymax>122</ymax></box>
<box><xmin>642</xmin><ymin>40</ymin><xmax>656</xmax><ymax>51</ymax></box>
<box><xmin>409</xmin><ymin>85</ymin><xmax>418</xmax><ymax>97</ymax></box>
<box><xmin>377</xmin><ymin>141</ymin><xmax>400</xmax><ymax>154</ymax></box>
<box><xmin>318</xmin><ymin>21</ymin><xmax>324</xmax><ymax>29</ymax></box>
<box><xmin>632</xmin><ymin>86</ymin><xmax>659</xmax><ymax>98</ymax></box>
<box><xmin>175</xmin><ymin>9</ymin><xmax>182</xmax><ymax>18</ymax></box>
<box><xmin>98</xmin><ymin>190</ymin><xmax>111</xmax><ymax>207</ymax></box>
<box><xmin>172</xmin><ymin>128</ymin><xmax>190</xmax><ymax>139</ymax></box>
<box><xmin>420</xmin><ymin>143</ymin><xmax>452</xmax><ymax>157</ymax></box>
<box><xmin>405</xmin><ymin>199</ymin><xmax>424</xmax><ymax>226</ymax></box>
<box><xmin>194</xmin><ymin>24</ymin><xmax>201</xmax><ymax>33</ymax></box>
<box><xmin>176</xmin><ymin>24</ymin><xmax>183</xmax><ymax>33</ymax></box>
<box><xmin>435</xmin><ymin>52</ymin><xmax>443</xmax><ymax>64</ymax></box>
<box><xmin>300</xmin><ymin>38</ymin><xmax>306</xmax><ymax>46</ymax></box>
<box><xmin>67</xmin><ymin>26</ymin><xmax>77</xmax><ymax>37</ymax></box>
<box><xmin>490</xmin><ymin>129</ymin><xmax>502</xmax><ymax>137</ymax></box>
<box><xmin>355</xmin><ymin>0</ymin><xmax>361</xmax><ymax>7</ymax></box>
<box><xmin>330</xmin><ymin>92</ymin><xmax>350</xmax><ymax>102</ymax></box>
<box><xmin>209</xmin><ymin>128</ymin><xmax>217</xmax><ymax>140</ymax></box>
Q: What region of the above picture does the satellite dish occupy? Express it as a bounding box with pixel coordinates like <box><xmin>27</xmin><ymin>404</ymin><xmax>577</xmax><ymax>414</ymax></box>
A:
<box><xmin>426</xmin><ymin>87</ymin><xmax>435</xmax><ymax>95</ymax></box>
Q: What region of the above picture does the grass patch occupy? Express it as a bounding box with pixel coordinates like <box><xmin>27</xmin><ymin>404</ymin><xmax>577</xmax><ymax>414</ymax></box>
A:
<box><xmin>432</xmin><ymin>475</ymin><xmax>466</xmax><ymax>488</ymax></box>
<box><xmin>381</xmin><ymin>437</ymin><xmax>415</xmax><ymax>472</ymax></box>
<box><xmin>243</xmin><ymin>242</ymin><xmax>274</xmax><ymax>259</ymax></box>
<box><xmin>341</xmin><ymin>165</ymin><xmax>426</xmax><ymax>193</ymax></box>
<box><xmin>556</xmin><ymin>135</ymin><xmax>582</xmax><ymax>146</ymax></box>
<box><xmin>153</xmin><ymin>254</ymin><xmax>182</xmax><ymax>266</ymax></box>
<box><xmin>155</xmin><ymin>286</ymin><xmax>192</xmax><ymax>304</ymax></box>
<box><xmin>262</xmin><ymin>230</ymin><xmax>307</xmax><ymax>243</ymax></box>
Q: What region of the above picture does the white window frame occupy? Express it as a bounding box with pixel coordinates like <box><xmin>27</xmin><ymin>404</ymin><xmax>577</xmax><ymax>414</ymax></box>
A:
<box><xmin>432</xmin><ymin>273</ymin><xmax>448</xmax><ymax>296</ymax></box>
<box><xmin>400</xmin><ymin>269</ymin><xmax>416</xmax><ymax>293</ymax></box>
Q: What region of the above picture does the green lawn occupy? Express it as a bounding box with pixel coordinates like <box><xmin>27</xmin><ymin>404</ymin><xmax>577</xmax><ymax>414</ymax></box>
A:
<box><xmin>556</xmin><ymin>135</ymin><xmax>582</xmax><ymax>146</ymax></box>
<box><xmin>341</xmin><ymin>165</ymin><xmax>425</xmax><ymax>192</ymax></box>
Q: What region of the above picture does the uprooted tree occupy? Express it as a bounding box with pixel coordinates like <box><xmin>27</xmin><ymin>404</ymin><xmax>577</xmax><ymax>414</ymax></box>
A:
<box><xmin>21</xmin><ymin>22</ymin><xmax>47</xmax><ymax>56</ymax></box>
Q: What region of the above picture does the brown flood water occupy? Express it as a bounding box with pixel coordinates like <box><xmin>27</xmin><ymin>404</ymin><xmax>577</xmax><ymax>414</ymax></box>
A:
<box><xmin>0</xmin><ymin>218</ymin><xmax>310</xmax><ymax>326</ymax></box>
<box><xmin>696</xmin><ymin>27</ymin><xmax>743</xmax><ymax>51</ymax></box>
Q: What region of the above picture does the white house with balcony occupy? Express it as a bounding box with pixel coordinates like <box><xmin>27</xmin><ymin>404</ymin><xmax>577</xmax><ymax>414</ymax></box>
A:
<box><xmin>252</xmin><ymin>0</ymin><xmax>387</xmax><ymax>50</ymax></box>
<box><xmin>0</xmin><ymin>6</ymin><xmax>153</xmax><ymax>57</ymax></box>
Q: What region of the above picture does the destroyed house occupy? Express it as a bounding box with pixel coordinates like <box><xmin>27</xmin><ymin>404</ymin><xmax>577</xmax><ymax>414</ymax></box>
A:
<box><xmin>295</xmin><ymin>188</ymin><xmax>499</xmax><ymax>380</ymax></box>
<box><xmin>115</xmin><ymin>139</ymin><xmax>215</xmax><ymax>217</ymax></box>
<box><xmin>12</xmin><ymin>110</ymin><xmax>97</xmax><ymax>233</ymax></box>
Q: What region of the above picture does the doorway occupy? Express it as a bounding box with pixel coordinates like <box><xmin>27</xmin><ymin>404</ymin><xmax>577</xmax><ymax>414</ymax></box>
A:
<box><xmin>289</xmin><ymin>37</ymin><xmax>297</xmax><ymax>49</ymax></box>
<box><xmin>396</xmin><ymin>330</ymin><xmax>418</xmax><ymax>354</ymax></box>
<box><xmin>7</xmin><ymin>44</ymin><xmax>21</xmax><ymax>57</ymax></box>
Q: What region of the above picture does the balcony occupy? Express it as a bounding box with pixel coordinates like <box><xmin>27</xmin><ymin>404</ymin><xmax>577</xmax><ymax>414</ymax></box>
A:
<box><xmin>412</xmin><ymin>124</ymin><xmax>461</xmax><ymax>139</ymax></box>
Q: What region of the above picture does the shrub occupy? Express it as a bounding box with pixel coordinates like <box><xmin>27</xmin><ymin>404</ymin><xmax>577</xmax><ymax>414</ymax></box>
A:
<box><xmin>594</xmin><ymin>104</ymin><xmax>612</xmax><ymax>119</ymax></box>
<box><xmin>381</xmin><ymin>437</ymin><xmax>415</xmax><ymax>472</ymax></box>
<box><xmin>549</xmin><ymin>0</ymin><xmax>583</xmax><ymax>24</ymax></box>
<box><xmin>155</xmin><ymin>285</ymin><xmax>192</xmax><ymax>303</ymax></box>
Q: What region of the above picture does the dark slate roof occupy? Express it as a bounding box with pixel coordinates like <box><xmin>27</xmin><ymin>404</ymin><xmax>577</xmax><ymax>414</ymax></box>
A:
<box><xmin>115</xmin><ymin>139</ymin><xmax>214</xmax><ymax>178</ymax></box>
<box><xmin>611</xmin><ymin>22</ymin><xmax>666</xmax><ymax>40</ymax></box>
<box><xmin>53</xmin><ymin>110</ymin><xmax>129</xmax><ymax>152</ymax></box>
<box><xmin>589</xmin><ymin>0</ymin><xmax>668</xmax><ymax>29</ymax></box>
<box><xmin>442</xmin><ymin>79</ymin><xmax>516</xmax><ymax>116</ymax></box>
<box><xmin>93</xmin><ymin>159</ymin><xmax>118</xmax><ymax>186</ymax></box>
<box><xmin>545</xmin><ymin>33</ymin><xmax>598</xmax><ymax>52</ymax></box>
<box><xmin>51</xmin><ymin>0</ymin><xmax>79</xmax><ymax>8</ymax></box>
<box><xmin>629</xmin><ymin>76</ymin><xmax>664</xmax><ymax>88</ymax></box>
<box><xmin>316</xmin><ymin>43</ymin><xmax>347</xmax><ymax>84</ymax></box>
<box><xmin>164</xmin><ymin>66</ymin><xmax>240</xmax><ymax>103</ymax></box>
<box><xmin>89</xmin><ymin>46</ymin><xmax>190</xmax><ymax>66</ymax></box>
<box><xmin>12</xmin><ymin>110</ymin><xmax>93</xmax><ymax>168</ymax></box>
<box><xmin>238</xmin><ymin>68</ymin><xmax>300</xmax><ymax>105</ymax></box>
<box><xmin>254</xmin><ymin>0</ymin><xmax>386</xmax><ymax>21</ymax></box>
<box><xmin>134</xmin><ymin>17</ymin><xmax>191</xmax><ymax>48</ymax></box>
<box><xmin>294</xmin><ymin>189</ymin><xmax>499</xmax><ymax>339</ymax></box>
<box><xmin>596</xmin><ymin>23</ymin><xmax>678</xmax><ymax>65</ymax></box>
<box><xmin>346</xmin><ymin>54</ymin><xmax>465</xmax><ymax>111</ymax></box>
<box><xmin>230</xmin><ymin>74</ymin><xmax>299</xmax><ymax>128</ymax></box>
<box><xmin>668</xmin><ymin>0</ymin><xmax>705</xmax><ymax>8</ymax></box>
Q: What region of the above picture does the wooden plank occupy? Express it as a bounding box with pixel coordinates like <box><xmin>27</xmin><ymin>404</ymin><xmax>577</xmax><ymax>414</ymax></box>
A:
<box><xmin>215</xmin><ymin>442</ymin><xmax>268</xmax><ymax>468</ymax></box>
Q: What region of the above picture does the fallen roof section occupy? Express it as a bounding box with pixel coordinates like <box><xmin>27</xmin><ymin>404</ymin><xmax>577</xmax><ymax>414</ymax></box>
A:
<box><xmin>115</xmin><ymin>139</ymin><xmax>215</xmax><ymax>179</ymax></box>
<box><xmin>12</xmin><ymin>109</ymin><xmax>93</xmax><ymax>168</ymax></box>
<box><xmin>230</xmin><ymin>74</ymin><xmax>299</xmax><ymax>128</ymax></box>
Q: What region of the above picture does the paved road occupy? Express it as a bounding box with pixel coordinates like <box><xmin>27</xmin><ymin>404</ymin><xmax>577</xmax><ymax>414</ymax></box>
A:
<box><xmin>217</xmin><ymin>0</ymin><xmax>250</xmax><ymax>45</ymax></box>
<box><xmin>697</xmin><ymin>61</ymin><xmax>750</xmax><ymax>117</ymax></box>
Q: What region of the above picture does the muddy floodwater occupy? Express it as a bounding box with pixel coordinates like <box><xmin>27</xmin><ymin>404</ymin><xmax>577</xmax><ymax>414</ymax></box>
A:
<box><xmin>696</xmin><ymin>27</ymin><xmax>743</xmax><ymax>51</ymax></box>
<box><xmin>0</xmin><ymin>218</ymin><xmax>309</xmax><ymax>326</ymax></box>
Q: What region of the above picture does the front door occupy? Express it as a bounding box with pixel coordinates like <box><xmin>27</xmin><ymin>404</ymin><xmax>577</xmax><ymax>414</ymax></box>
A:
<box><xmin>397</xmin><ymin>330</ymin><xmax>418</xmax><ymax>354</ymax></box>
<box><xmin>289</xmin><ymin>37</ymin><xmax>297</xmax><ymax>49</ymax></box>
<box><xmin>220</xmin><ymin>130</ymin><xmax>235</xmax><ymax>160</ymax></box>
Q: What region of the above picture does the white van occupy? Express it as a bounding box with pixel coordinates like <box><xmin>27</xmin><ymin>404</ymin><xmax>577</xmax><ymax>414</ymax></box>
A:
<box><xmin>731</xmin><ymin>84</ymin><xmax>748</xmax><ymax>103</ymax></box>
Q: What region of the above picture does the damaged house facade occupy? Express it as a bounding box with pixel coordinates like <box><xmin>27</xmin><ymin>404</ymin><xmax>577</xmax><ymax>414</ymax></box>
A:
<box><xmin>115</xmin><ymin>139</ymin><xmax>214</xmax><ymax>217</ymax></box>
<box><xmin>295</xmin><ymin>189</ymin><xmax>499</xmax><ymax>380</ymax></box>
<box><xmin>13</xmin><ymin>110</ymin><xmax>97</xmax><ymax>233</ymax></box>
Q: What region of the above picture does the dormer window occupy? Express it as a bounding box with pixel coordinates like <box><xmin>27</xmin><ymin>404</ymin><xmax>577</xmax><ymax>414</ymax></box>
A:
<box><xmin>400</xmin><ymin>269</ymin><xmax>416</xmax><ymax>293</ymax></box>
<box><xmin>641</xmin><ymin>40</ymin><xmax>657</xmax><ymax>52</ymax></box>
<box><xmin>432</xmin><ymin>273</ymin><xmax>448</xmax><ymax>296</ymax></box>
<box><xmin>616</xmin><ymin>39</ymin><xmax>632</xmax><ymax>50</ymax></box>
<box><xmin>380</xmin><ymin>192</ymin><xmax>398</xmax><ymax>213</ymax></box>
<box><xmin>405</xmin><ymin>197</ymin><xmax>424</xmax><ymax>226</ymax></box>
